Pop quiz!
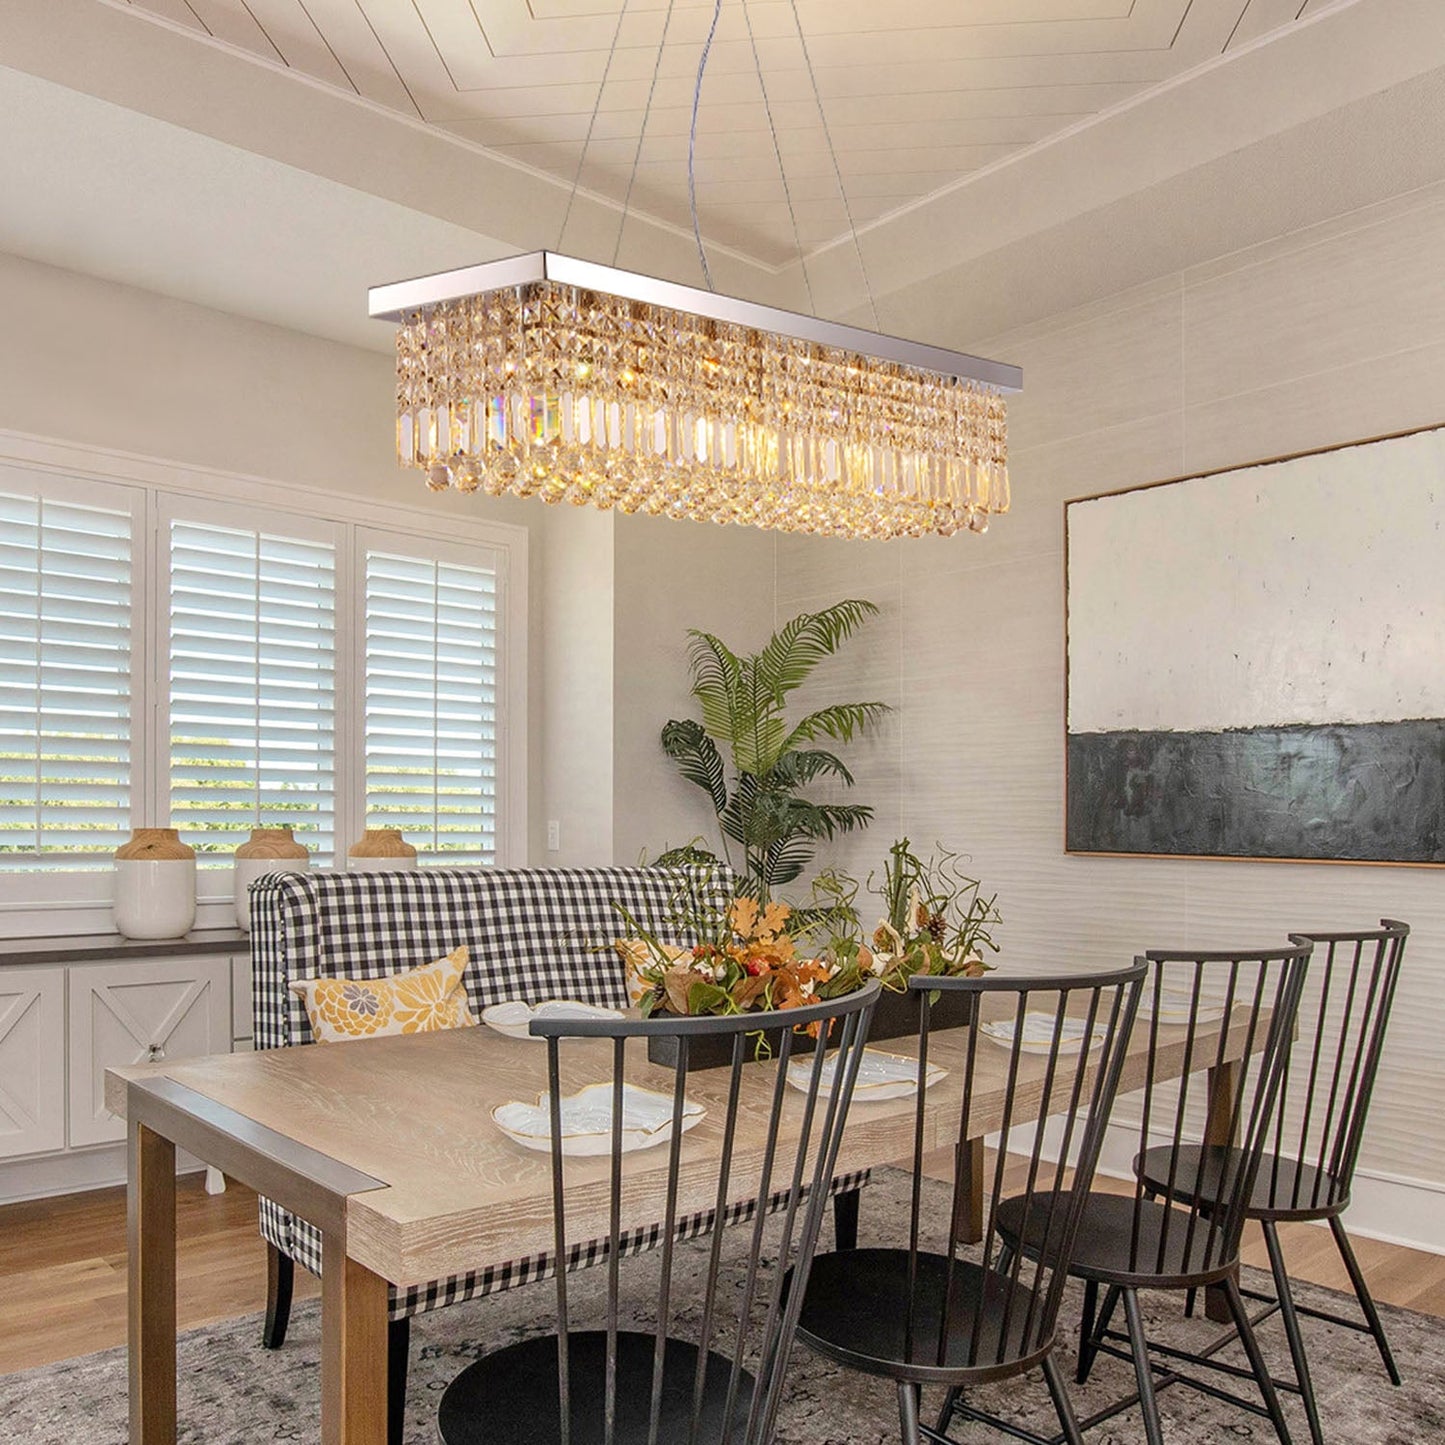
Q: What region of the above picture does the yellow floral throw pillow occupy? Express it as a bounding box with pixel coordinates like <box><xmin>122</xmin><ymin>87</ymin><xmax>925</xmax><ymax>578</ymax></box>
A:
<box><xmin>290</xmin><ymin>946</ymin><xmax>476</xmax><ymax>1043</ymax></box>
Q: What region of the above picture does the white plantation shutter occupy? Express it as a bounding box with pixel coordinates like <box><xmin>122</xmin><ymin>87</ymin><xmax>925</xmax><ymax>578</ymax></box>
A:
<box><xmin>0</xmin><ymin>487</ymin><xmax>134</xmax><ymax>862</ymax></box>
<box><xmin>167</xmin><ymin>515</ymin><xmax>337</xmax><ymax>861</ymax></box>
<box><xmin>363</xmin><ymin>542</ymin><xmax>498</xmax><ymax>863</ymax></box>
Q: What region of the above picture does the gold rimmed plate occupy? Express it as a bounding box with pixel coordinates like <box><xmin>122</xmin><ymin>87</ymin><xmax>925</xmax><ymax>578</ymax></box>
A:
<box><xmin>785</xmin><ymin>1047</ymin><xmax>946</xmax><ymax>1102</ymax></box>
<box><xmin>481</xmin><ymin>999</ymin><xmax>623</xmax><ymax>1042</ymax></box>
<box><xmin>492</xmin><ymin>1083</ymin><xmax>705</xmax><ymax>1157</ymax></box>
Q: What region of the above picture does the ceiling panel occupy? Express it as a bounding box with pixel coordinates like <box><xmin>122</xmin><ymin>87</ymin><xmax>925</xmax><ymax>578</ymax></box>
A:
<box><xmin>112</xmin><ymin>0</ymin><xmax>1341</xmax><ymax>266</ymax></box>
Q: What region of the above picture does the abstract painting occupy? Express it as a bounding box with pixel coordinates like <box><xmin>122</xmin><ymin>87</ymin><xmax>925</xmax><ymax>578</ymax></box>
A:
<box><xmin>1065</xmin><ymin>424</ymin><xmax>1445</xmax><ymax>864</ymax></box>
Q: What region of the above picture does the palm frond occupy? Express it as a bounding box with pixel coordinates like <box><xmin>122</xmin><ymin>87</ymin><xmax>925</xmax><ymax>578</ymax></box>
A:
<box><xmin>761</xmin><ymin>833</ymin><xmax>819</xmax><ymax>887</ymax></box>
<box><xmin>660</xmin><ymin>720</ymin><xmax>728</xmax><ymax>815</ymax></box>
<box><xmin>781</xmin><ymin>701</ymin><xmax>892</xmax><ymax>752</ymax></box>
<box><xmin>720</xmin><ymin>771</ymin><xmax>761</xmax><ymax>847</ymax></box>
<box><xmin>771</xmin><ymin>748</ymin><xmax>856</xmax><ymax>788</ymax></box>
<box><xmin>685</xmin><ymin>631</ymin><xmax>742</xmax><ymax>743</ymax></box>
<box><xmin>752</xmin><ymin>599</ymin><xmax>879</xmax><ymax>703</ymax></box>
<box><xmin>810</xmin><ymin>802</ymin><xmax>875</xmax><ymax>838</ymax></box>
<box><xmin>731</xmin><ymin>657</ymin><xmax>787</xmax><ymax>776</ymax></box>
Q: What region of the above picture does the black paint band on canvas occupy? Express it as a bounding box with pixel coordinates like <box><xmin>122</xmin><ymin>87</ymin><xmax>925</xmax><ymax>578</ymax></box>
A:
<box><xmin>1066</xmin><ymin>720</ymin><xmax>1445</xmax><ymax>863</ymax></box>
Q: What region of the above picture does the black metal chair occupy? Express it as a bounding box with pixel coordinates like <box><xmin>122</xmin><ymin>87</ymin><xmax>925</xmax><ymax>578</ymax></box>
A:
<box><xmin>437</xmin><ymin>978</ymin><xmax>880</xmax><ymax>1445</ymax></box>
<box><xmin>793</xmin><ymin>964</ymin><xmax>1147</xmax><ymax>1445</ymax></box>
<box><xmin>1137</xmin><ymin>920</ymin><xmax>1409</xmax><ymax>1445</ymax></box>
<box><xmin>995</xmin><ymin>944</ymin><xmax>1310</xmax><ymax>1445</ymax></box>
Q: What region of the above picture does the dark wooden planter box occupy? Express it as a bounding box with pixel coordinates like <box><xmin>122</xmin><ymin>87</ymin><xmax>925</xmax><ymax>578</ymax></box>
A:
<box><xmin>645</xmin><ymin>986</ymin><xmax>977</xmax><ymax>1071</ymax></box>
<box><xmin>867</xmin><ymin>984</ymin><xmax>978</xmax><ymax>1041</ymax></box>
<box><xmin>646</xmin><ymin>1024</ymin><xmax>786</xmax><ymax>1072</ymax></box>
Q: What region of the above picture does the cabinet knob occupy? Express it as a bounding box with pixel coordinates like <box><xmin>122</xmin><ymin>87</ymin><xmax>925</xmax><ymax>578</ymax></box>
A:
<box><xmin>146</xmin><ymin>1044</ymin><xmax>166</xmax><ymax>1062</ymax></box>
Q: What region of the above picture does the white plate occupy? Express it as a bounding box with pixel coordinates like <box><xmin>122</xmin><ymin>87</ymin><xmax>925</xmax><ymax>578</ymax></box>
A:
<box><xmin>785</xmin><ymin>1047</ymin><xmax>947</xmax><ymax>1102</ymax></box>
<box><xmin>1136</xmin><ymin>988</ymin><xmax>1226</xmax><ymax>1026</ymax></box>
<box><xmin>978</xmin><ymin>1014</ymin><xmax>1109</xmax><ymax>1056</ymax></box>
<box><xmin>481</xmin><ymin>999</ymin><xmax>623</xmax><ymax>1042</ymax></box>
<box><xmin>492</xmin><ymin>1082</ymin><xmax>705</xmax><ymax>1156</ymax></box>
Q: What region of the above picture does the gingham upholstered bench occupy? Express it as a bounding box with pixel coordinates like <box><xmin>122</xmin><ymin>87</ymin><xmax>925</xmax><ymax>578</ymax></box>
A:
<box><xmin>248</xmin><ymin>863</ymin><xmax>870</xmax><ymax>1444</ymax></box>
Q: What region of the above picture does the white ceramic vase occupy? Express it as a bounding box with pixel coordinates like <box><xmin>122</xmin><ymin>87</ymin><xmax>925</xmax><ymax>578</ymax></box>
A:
<box><xmin>233</xmin><ymin>856</ymin><xmax>310</xmax><ymax>931</ymax></box>
<box><xmin>347</xmin><ymin>827</ymin><xmax>418</xmax><ymax>872</ymax></box>
<box><xmin>346</xmin><ymin>854</ymin><xmax>419</xmax><ymax>873</ymax></box>
<box><xmin>232</xmin><ymin>826</ymin><xmax>311</xmax><ymax>931</ymax></box>
<box><xmin>113</xmin><ymin>858</ymin><xmax>197</xmax><ymax>940</ymax></box>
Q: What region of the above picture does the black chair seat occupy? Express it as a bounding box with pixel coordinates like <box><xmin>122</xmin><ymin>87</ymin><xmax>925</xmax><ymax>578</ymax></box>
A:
<box><xmin>795</xmin><ymin>1247</ymin><xmax>1050</xmax><ymax>1385</ymax></box>
<box><xmin>996</xmin><ymin>1190</ymin><xmax>1238</xmax><ymax>1289</ymax></box>
<box><xmin>438</xmin><ymin>1331</ymin><xmax>754</xmax><ymax>1445</ymax></box>
<box><xmin>1136</xmin><ymin>1143</ymin><xmax>1349</xmax><ymax>1222</ymax></box>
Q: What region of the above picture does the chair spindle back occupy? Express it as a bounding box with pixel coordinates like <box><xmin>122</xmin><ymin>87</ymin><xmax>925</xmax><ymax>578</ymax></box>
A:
<box><xmin>1277</xmin><ymin>920</ymin><xmax>1410</xmax><ymax>1210</ymax></box>
<box><xmin>530</xmin><ymin>980</ymin><xmax>879</xmax><ymax>1445</ymax></box>
<box><xmin>901</xmin><ymin>964</ymin><xmax>1145</xmax><ymax>1374</ymax></box>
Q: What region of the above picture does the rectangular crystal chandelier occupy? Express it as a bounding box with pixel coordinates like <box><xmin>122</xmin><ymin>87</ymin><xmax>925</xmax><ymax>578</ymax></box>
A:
<box><xmin>370</xmin><ymin>252</ymin><xmax>1022</xmax><ymax>540</ymax></box>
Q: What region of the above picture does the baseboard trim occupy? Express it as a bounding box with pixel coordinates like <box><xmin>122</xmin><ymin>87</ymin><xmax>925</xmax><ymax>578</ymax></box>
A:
<box><xmin>0</xmin><ymin>1143</ymin><xmax>207</xmax><ymax>1206</ymax></box>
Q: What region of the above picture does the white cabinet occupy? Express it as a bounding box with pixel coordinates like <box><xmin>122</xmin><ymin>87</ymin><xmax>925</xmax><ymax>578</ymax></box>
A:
<box><xmin>68</xmin><ymin>954</ymin><xmax>232</xmax><ymax>1148</ymax></box>
<box><xmin>0</xmin><ymin>967</ymin><xmax>66</xmax><ymax>1160</ymax></box>
<box><xmin>231</xmin><ymin>952</ymin><xmax>253</xmax><ymax>1044</ymax></box>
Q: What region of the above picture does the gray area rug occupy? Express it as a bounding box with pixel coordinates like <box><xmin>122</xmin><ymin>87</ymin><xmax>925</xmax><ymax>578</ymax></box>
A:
<box><xmin>3</xmin><ymin>1170</ymin><xmax>1442</xmax><ymax>1444</ymax></box>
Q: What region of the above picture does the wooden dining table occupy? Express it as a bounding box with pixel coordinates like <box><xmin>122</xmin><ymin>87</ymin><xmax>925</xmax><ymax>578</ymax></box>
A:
<box><xmin>109</xmin><ymin>999</ymin><xmax>1258</xmax><ymax>1445</ymax></box>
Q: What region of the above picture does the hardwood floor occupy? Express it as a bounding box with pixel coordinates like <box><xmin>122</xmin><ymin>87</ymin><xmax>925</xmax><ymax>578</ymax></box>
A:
<box><xmin>0</xmin><ymin>1174</ymin><xmax>318</xmax><ymax>1375</ymax></box>
<box><xmin>1</xmin><ymin>1160</ymin><xmax>1442</xmax><ymax>1377</ymax></box>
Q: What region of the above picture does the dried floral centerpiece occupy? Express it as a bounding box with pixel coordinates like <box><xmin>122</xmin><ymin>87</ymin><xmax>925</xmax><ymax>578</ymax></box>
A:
<box><xmin>818</xmin><ymin>838</ymin><xmax>1001</xmax><ymax>1039</ymax></box>
<box><xmin>613</xmin><ymin>894</ymin><xmax>863</xmax><ymax>1068</ymax></box>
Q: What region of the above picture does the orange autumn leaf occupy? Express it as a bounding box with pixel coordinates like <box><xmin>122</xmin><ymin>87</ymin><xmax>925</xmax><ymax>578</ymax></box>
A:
<box><xmin>759</xmin><ymin>900</ymin><xmax>792</xmax><ymax>940</ymax></box>
<box><xmin>729</xmin><ymin>897</ymin><xmax>760</xmax><ymax>939</ymax></box>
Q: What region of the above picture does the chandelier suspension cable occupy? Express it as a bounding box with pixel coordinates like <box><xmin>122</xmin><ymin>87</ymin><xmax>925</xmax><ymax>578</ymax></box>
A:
<box><xmin>787</xmin><ymin>0</ymin><xmax>879</xmax><ymax>330</ymax></box>
<box><xmin>372</xmin><ymin>0</ymin><xmax>1022</xmax><ymax>542</ymax></box>
<box><xmin>687</xmin><ymin>0</ymin><xmax>725</xmax><ymax>290</ymax></box>
<box><xmin>557</xmin><ymin>0</ymin><xmax>631</xmax><ymax>252</ymax></box>
<box><xmin>741</xmin><ymin>0</ymin><xmax>816</xmax><ymax>316</ymax></box>
<box><xmin>613</xmin><ymin>0</ymin><xmax>678</xmax><ymax>266</ymax></box>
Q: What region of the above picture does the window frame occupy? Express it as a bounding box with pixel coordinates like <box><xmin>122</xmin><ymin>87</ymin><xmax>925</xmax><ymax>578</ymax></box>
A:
<box><xmin>0</xmin><ymin>432</ymin><xmax>528</xmax><ymax>931</ymax></box>
<box><xmin>155</xmin><ymin>494</ymin><xmax>347</xmax><ymax>866</ymax></box>
<box><xmin>356</xmin><ymin>524</ymin><xmax>508</xmax><ymax>868</ymax></box>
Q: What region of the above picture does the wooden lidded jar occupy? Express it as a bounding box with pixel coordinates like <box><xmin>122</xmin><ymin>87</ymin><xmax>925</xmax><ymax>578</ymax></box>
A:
<box><xmin>113</xmin><ymin>828</ymin><xmax>197</xmax><ymax>940</ymax></box>
<box><xmin>347</xmin><ymin>827</ymin><xmax>418</xmax><ymax>872</ymax></box>
<box><xmin>233</xmin><ymin>826</ymin><xmax>311</xmax><ymax>932</ymax></box>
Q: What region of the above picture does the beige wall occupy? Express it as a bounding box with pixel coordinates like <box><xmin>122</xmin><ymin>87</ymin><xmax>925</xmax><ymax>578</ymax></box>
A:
<box><xmin>611</xmin><ymin>513</ymin><xmax>778</xmax><ymax>869</ymax></box>
<box><xmin>777</xmin><ymin>178</ymin><xmax>1445</xmax><ymax>1247</ymax></box>
<box><xmin>533</xmin><ymin>506</ymin><xmax>617</xmax><ymax>867</ymax></box>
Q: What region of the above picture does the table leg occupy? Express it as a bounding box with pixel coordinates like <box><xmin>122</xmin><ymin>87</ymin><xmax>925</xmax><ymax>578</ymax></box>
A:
<box><xmin>128</xmin><ymin>1119</ymin><xmax>177</xmax><ymax>1444</ymax></box>
<box><xmin>1204</xmin><ymin>1060</ymin><xmax>1240</xmax><ymax>1324</ymax></box>
<box><xmin>321</xmin><ymin>1231</ymin><xmax>390</xmax><ymax>1445</ymax></box>
<box><xmin>952</xmin><ymin>1136</ymin><xmax>985</xmax><ymax>1245</ymax></box>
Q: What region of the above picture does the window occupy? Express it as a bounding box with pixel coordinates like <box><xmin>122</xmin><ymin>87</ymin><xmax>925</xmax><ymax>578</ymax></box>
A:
<box><xmin>167</xmin><ymin>512</ymin><xmax>337</xmax><ymax>860</ymax></box>
<box><xmin>363</xmin><ymin>540</ymin><xmax>499</xmax><ymax>864</ymax></box>
<box><xmin>0</xmin><ymin>480</ymin><xmax>135</xmax><ymax>866</ymax></box>
<box><xmin>0</xmin><ymin>445</ymin><xmax>524</xmax><ymax>902</ymax></box>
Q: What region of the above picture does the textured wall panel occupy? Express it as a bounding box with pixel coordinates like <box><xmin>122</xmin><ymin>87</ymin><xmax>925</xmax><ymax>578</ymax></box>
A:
<box><xmin>787</xmin><ymin>183</ymin><xmax>1445</xmax><ymax>1199</ymax></box>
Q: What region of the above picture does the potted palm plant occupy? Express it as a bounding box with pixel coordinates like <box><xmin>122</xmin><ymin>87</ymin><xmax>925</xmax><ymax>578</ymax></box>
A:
<box><xmin>657</xmin><ymin>598</ymin><xmax>890</xmax><ymax>902</ymax></box>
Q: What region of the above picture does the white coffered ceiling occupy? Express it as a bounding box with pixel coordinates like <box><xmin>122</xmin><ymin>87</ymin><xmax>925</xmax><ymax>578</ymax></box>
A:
<box><xmin>106</xmin><ymin>0</ymin><xmax>1340</xmax><ymax>267</ymax></box>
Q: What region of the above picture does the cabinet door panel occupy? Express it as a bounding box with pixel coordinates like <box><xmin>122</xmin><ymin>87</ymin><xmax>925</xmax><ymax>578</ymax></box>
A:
<box><xmin>68</xmin><ymin>955</ymin><xmax>231</xmax><ymax>1147</ymax></box>
<box><xmin>231</xmin><ymin>952</ymin><xmax>253</xmax><ymax>1042</ymax></box>
<box><xmin>0</xmin><ymin>967</ymin><xmax>66</xmax><ymax>1160</ymax></box>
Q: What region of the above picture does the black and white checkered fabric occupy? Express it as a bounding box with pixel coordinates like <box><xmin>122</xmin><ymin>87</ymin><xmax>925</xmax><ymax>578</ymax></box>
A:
<box><xmin>249</xmin><ymin>863</ymin><xmax>878</xmax><ymax>1318</ymax></box>
<box><xmin>251</xmin><ymin>864</ymin><xmax>734</xmax><ymax>1053</ymax></box>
